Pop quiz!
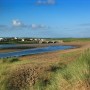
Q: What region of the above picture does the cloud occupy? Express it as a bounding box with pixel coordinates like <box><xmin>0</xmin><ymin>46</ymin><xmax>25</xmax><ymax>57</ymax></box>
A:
<box><xmin>12</xmin><ymin>19</ymin><xmax>49</xmax><ymax>30</ymax></box>
<box><xmin>0</xmin><ymin>19</ymin><xmax>50</xmax><ymax>30</ymax></box>
<box><xmin>12</xmin><ymin>20</ymin><xmax>25</xmax><ymax>27</ymax></box>
<box><xmin>31</xmin><ymin>24</ymin><xmax>37</xmax><ymax>29</ymax></box>
<box><xmin>36</xmin><ymin>0</ymin><xmax>56</xmax><ymax>5</ymax></box>
<box><xmin>30</xmin><ymin>24</ymin><xmax>49</xmax><ymax>29</ymax></box>
<box><xmin>47</xmin><ymin>0</ymin><xmax>56</xmax><ymax>4</ymax></box>
<box><xmin>79</xmin><ymin>23</ymin><xmax>90</xmax><ymax>26</ymax></box>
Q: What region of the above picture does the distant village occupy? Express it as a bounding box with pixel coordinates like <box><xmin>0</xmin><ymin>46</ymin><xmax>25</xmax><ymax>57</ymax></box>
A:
<box><xmin>0</xmin><ymin>37</ymin><xmax>63</xmax><ymax>44</ymax></box>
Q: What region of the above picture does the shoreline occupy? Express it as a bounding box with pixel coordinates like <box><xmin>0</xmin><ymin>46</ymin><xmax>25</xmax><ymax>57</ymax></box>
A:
<box><xmin>0</xmin><ymin>41</ymin><xmax>90</xmax><ymax>54</ymax></box>
<box><xmin>0</xmin><ymin>43</ymin><xmax>80</xmax><ymax>53</ymax></box>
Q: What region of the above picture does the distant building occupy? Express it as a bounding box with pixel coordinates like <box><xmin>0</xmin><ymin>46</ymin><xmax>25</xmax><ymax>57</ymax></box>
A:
<box><xmin>30</xmin><ymin>39</ymin><xmax>33</xmax><ymax>41</ymax></box>
<box><xmin>0</xmin><ymin>38</ymin><xmax>3</xmax><ymax>41</ymax></box>
<box><xmin>34</xmin><ymin>39</ymin><xmax>38</xmax><ymax>41</ymax></box>
<box><xmin>22</xmin><ymin>39</ymin><xmax>25</xmax><ymax>42</ymax></box>
<box><xmin>14</xmin><ymin>37</ymin><xmax>18</xmax><ymax>40</ymax></box>
<box><xmin>39</xmin><ymin>39</ymin><xmax>46</xmax><ymax>44</ymax></box>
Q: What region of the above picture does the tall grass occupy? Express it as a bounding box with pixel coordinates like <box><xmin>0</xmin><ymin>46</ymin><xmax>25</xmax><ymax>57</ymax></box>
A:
<box><xmin>0</xmin><ymin>49</ymin><xmax>90</xmax><ymax>90</ymax></box>
<box><xmin>33</xmin><ymin>49</ymin><xmax>90</xmax><ymax>90</ymax></box>
<box><xmin>2</xmin><ymin>57</ymin><xmax>19</xmax><ymax>63</ymax></box>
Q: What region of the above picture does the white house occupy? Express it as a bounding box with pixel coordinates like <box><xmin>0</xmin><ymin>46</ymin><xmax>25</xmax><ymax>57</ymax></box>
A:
<box><xmin>22</xmin><ymin>39</ymin><xmax>25</xmax><ymax>42</ymax></box>
<box><xmin>40</xmin><ymin>39</ymin><xmax>45</xmax><ymax>42</ymax></box>
<box><xmin>0</xmin><ymin>38</ymin><xmax>3</xmax><ymax>41</ymax></box>
<box><xmin>34</xmin><ymin>39</ymin><xmax>38</xmax><ymax>41</ymax></box>
<box><xmin>30</xmin><ymin>39</ymin><xmax>33</xmax><ymax>41</ymax></box>
<box><xmin>14</xmin><ymin>37</ymin><xmax>18</xmax><ymax>40</ymax></box>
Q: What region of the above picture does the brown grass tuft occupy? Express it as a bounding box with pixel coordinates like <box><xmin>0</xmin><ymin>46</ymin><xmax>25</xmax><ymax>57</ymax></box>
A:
<box><xmin>7</xmin><ymin>64</ymin><xmax>45</xmax><ymax>90</ymax></box>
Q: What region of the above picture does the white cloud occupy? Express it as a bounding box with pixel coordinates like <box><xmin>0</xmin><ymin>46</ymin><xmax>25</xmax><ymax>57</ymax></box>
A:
<box><xmin>36</xmin><ymin>0</ymin><xmax>56</xmax><ymax>5</ymax></box>
<box><xmin>12</xmin><ymin>20</ymin><xmax>24</xmax><ymax>27</ymax></box>
<box><xmin>30</xmin><ymin>24</ymin><xmax>49</xmax><ymax>29</ymax></box>
<box><xmin>1</xmin><ymin>19</ymin><xmax>50</xmax><ymax>30</ymax></box>
<box><xmin>47</xmin><ymin>0</ymin><xmax>55</xmax><ymax>4</ymax></box>
<box><xmin>31</xmin><ymin>24</ymin><xmax>38</xmax><ymax>29</ymax></box>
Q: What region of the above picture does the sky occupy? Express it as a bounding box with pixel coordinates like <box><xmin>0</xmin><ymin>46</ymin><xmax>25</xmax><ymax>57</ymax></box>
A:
<box><xmin>0</xmin><ymin>0</ymin><xmax>90</xmax><ymax>38</ymax></box>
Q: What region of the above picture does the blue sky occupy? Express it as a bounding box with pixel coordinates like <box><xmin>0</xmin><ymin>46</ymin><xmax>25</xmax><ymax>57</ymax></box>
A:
<box><xmin>0</xmin><ymin>0</ymin><xmax>90</xmax><ymax>38</ymax></box>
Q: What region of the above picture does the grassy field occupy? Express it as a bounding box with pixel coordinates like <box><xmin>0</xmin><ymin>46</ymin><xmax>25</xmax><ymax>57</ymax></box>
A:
<box><xmin>47</xmin><ymin>38</ymin><xmax>90</xmax><ymax>42</ymax></box>
<box><xmin>33</xmin><ymin>49</ymin><xmax>90</xmax><ymax>90</ymax></box>
<box><xmin>0</xmin><ymin>41</ymin><xmax>39</xmax><ymax>44</ymax></box>
<box><xmin>0</xmin><ymin>41</ymin><xmax>90</xmax><ymax>90</ymax></box>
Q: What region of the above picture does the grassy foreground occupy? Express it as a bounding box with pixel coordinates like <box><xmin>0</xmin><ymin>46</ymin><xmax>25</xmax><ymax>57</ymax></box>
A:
<box><xmin>33</xmin><ymin>49</ymin><xmax>90</xmax><ymax>90</ymax></box>
<box><xmin>0</xmin><ymin>48</ymin><xmax>90</xmax><ymax>90</ymax></box>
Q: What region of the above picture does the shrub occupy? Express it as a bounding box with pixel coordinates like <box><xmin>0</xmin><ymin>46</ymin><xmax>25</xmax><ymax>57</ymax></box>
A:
<box><xmin>49</xmin><ymin>63</ymin><xmax>67</xmax><ymax>72</ymax></box>
<box><xmin>2</xmin><ymin>57</ymin><xmax>19</xmax><ymax>63</ymax></box>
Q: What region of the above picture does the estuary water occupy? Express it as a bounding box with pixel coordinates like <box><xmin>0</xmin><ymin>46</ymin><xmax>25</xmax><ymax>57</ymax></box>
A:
<box><xmin>0</xmin><ymin>45</ymin><xmax>75</xmax><ymax>58</ymax></box>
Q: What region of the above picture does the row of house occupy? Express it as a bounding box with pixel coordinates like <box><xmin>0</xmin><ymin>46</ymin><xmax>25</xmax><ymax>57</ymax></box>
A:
<box><xmin>0</xmin><ymin>37</ymin><xmax>46</xmax><ymax>42</ymax></box>
<box><xmin>0</xmin><ymin>37</ymin><xmax>63</xmax><ymax>44</ymax></box>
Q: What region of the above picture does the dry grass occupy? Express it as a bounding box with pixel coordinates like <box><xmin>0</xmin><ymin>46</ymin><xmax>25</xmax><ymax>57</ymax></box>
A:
<box><xmin>7</xmin><ymin>65</ymin><xmax>42</xmax><ymax>90</ymax></box>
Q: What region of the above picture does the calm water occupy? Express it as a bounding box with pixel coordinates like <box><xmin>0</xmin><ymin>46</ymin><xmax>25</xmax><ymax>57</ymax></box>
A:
<box><xmin>0</xmin><ymin>45</ymin><xmax>75</xmax><ymax>58</ymax></box>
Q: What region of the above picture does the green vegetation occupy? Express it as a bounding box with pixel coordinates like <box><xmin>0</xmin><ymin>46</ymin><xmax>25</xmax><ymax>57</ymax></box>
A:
<box><xmin>2</xmin><ymin>58</ymin><xmax>19</xmax><ymax>63</ymax></box>
<box><xmin>0</xmin><ymin>49</ymin><xmax>90</xmax><ymax>90</ymax></box>
<box><xmin>47</xmin><ymin>38</ymin><xmax>90</xmax><ymax>42</ymax></box>
<box><xmin>61</xmin><ymin>38</ymin><xmax>90</xmax><ymax>42</ymax></box>
<box><xmin>0</xmin><ymin>41</ymin><xmax>39</xmax><ymax>44</ymax></box>
<box><xmin>33</xmin><ymin>49</ymin><xmax>90</xmax><ymax>90</ymax></box>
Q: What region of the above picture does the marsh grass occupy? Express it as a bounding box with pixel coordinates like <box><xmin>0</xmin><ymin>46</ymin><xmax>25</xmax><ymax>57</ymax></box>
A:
<box><xmin>2</xmin><ymin>57</ymin><xmax>19</xmax><ymax>63</ymax></box>
<box><xmin>0</xmin><ymin>49</ymin><xmax>90</xmax><ymax>90</ymax></box>
<box><xmin>33</xmin><ymin>49</ymin><xmax>90</xmax><ymax>90</ymax></box>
